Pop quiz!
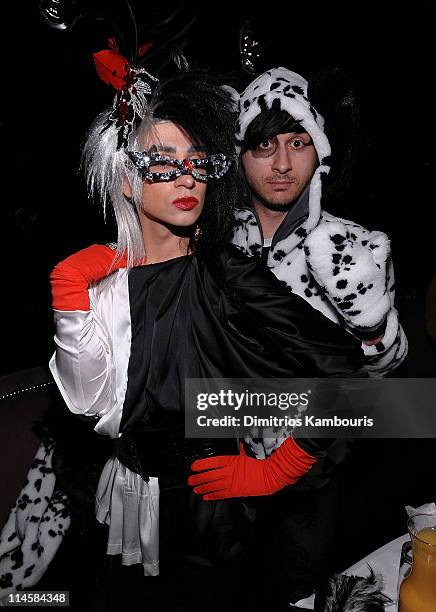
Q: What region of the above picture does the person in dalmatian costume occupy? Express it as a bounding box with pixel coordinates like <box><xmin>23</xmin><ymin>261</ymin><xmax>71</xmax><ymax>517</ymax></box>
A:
<box><xmin>226</xmin><ymin>66</ymin><xmax>408</xmax><ymax>608</ymax></box>
<box><xmin>231</xmin><ymin>67</ymin><xmax>407</xmax><ymax>382</ymax></box>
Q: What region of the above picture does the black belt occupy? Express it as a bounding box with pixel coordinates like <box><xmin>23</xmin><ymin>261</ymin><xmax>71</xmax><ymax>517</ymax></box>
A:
<box><xmin>115</xmin><ymin>425</ymin><xmax>239</xmax><ymax>480</ymax></box>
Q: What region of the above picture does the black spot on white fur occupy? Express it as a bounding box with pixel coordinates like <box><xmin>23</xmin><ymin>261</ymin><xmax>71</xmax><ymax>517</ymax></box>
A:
<box><xmin>273</xmin><ymin>250</ymin><xmax>286</xmax><ymax>262</ymax></box>
<box><xmin>295</xmin><ymin>226</ymin><xmax>307</xmax><ymax>238</ymax></box>
<box><xmin>330</xmin><ymin>234</ymin><xmax>346</xmax><ymax>245</ymax></box>
<box><xmin>23</xmin><ymin>565</ymin><xmax>35</xmax><ymax>579</ymax></box>
<box><xmin>10</xmin><ymin>550</ymin><xmax>23</xmax><ymax>570</ymax></box>
<box><xmin>31</xmin><ymin>541</ymin><xmax>44</xmax><ymax>557</ymax></box>
<box><xmin>0</xmin><ymin>573</ymin><xmax>13</xmax><ymax>589</ymax></box>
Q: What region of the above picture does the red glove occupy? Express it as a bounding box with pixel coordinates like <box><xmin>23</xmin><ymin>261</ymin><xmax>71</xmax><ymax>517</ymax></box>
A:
<box><xmin>188</xmin><ymin>437</ymin><xmax>317</xmax><ymax>500</ymax></box>
<box><xmin>51</xmin><ymin>244</ymin><xmax>128</xmax><ymax>311</ymax></box>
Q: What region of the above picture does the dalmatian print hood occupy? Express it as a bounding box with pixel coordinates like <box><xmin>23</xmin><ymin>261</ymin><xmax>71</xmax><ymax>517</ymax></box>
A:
<box><xmin>234</xmin><ymin>67</ymin><xmax>332</xmax><ymax>258</ymax></box>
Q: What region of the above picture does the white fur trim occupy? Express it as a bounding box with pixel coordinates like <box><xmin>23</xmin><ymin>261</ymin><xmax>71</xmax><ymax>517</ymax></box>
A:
<box><xmin>305</xmin><ymin>221</ymin><xmax>391</xmax><ymax>329</ymax></box>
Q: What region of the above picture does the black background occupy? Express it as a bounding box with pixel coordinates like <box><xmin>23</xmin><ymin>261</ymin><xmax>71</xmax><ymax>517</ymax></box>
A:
<box><xmin>0</xmin><ymin>2</ymin><xmax>434</xmax><ymax>375</ymax></box>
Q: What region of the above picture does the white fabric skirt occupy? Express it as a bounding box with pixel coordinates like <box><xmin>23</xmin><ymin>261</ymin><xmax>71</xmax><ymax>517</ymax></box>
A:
<box><xmin>95</xmin><ymin>455</ymin><xmax>160</xmax><ymax>576</ymax></box>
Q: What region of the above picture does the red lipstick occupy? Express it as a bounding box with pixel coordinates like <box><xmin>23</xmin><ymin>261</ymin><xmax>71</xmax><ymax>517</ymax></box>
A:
<box><xmin>172</xmin><ymin>196</ymin><xmax>199</xmax><ymax>211</ymax></box>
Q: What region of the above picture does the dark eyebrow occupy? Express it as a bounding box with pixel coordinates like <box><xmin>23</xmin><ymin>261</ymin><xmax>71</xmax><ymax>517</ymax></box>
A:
<box><xmin>149</xmin><ymin>144</ymin><xmax>176</xmax><ymax>154</ymax></box>
<box><xmin>148</xmin><ymin>144</ymin><xmax>205</xmax><ymax>154</ymax></box>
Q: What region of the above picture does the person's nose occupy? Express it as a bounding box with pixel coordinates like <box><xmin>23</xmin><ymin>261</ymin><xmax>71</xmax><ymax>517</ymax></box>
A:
<box><xmin>174</xmin><ymin>171</ymin><xmax>195</xmax><ymax>189</ymax></box>
<box><xmin>271</xmin><ymin>144</ymin><xmax>292</xmax><ymax>174</ymax></box>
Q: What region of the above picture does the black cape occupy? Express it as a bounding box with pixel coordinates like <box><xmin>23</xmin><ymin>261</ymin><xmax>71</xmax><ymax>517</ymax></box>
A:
<box><xmin>118</xmin><ymin>245</ymin><xmax>364</xmax><ymax>471</ymax></box>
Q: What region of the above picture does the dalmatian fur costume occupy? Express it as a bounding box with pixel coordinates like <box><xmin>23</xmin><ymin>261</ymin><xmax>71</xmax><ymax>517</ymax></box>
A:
<box><xmin>231</xmin><ymin>67</ymin><xmax>407</xmax><ymax>378</ymax></box>
<box><xmin>0</xmin><ymin>441</ymin><xmax>70</xmax><ymax>596</ymax></box>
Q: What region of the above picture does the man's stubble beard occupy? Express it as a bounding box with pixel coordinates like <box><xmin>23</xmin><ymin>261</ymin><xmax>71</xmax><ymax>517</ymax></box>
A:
<box><xmin>250</xmin><ymin>185</ymin><xmax>299</xmax><ymax>213</ymax></box>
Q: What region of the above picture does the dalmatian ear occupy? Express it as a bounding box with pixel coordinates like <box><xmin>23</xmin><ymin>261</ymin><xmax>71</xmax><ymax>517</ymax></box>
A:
<box><xmin>221</xmin><ymin>85</ymin><xmax>241</xmax><ymax>113</ymax></box>
<box><xmin>239</xmin><ymin>21</ymin><xmax>265</xmax><ymax>76</ymax></box>
<box><xmin>305</xmin><ymin>222</ymin><xmax>391</xmax><ymax>334</ymax></box>
<box><xmin>307</xmin><ymin>67</ymin><xmax>361</xmax><ymax>205</ymax></box>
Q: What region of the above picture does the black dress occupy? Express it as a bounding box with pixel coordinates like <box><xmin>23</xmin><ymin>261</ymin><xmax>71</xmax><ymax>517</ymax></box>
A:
<box><xmin>40</xmin><ymin>245</ymin><xmax>365</xmax><ymax>611</ymax></box>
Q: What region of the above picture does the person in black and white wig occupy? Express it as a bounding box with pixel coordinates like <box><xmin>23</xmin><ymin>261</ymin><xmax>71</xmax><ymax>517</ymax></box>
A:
<box><xmin>0</xmin><ymin>42</ymin><xmax>366</xmax><ymax>610</ymax></box>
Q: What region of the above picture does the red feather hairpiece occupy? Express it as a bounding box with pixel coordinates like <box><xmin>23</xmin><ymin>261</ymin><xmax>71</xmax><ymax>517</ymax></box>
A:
<box><xmin>93</xmin><ymin>43</ymin><xmax>158</xmax><ymax>149</ymax></box>
<box><xmin>93</xmin><ymin>49</ymin><xmax>130</xmax><ymax>91</ymax></box>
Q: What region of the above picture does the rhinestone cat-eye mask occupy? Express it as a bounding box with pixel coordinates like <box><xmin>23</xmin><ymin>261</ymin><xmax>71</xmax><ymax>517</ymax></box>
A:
<box><xmin>127</xmin><ymin>151</ymin><xmax>231</xmax><ymax>182</ymax></box>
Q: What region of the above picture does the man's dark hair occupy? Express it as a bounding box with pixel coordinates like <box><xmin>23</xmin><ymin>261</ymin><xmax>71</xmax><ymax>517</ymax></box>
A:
<box><xmin>242</xmin><ymin>106</ymin><xmax>306</xmax><ymax>154</ymax></box>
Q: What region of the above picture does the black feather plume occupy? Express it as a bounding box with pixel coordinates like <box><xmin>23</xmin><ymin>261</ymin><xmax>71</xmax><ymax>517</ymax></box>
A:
<box><xmin>314</xmin><ymin>567</ymin><xmax>392</xmax><ymax>611</ymax></box>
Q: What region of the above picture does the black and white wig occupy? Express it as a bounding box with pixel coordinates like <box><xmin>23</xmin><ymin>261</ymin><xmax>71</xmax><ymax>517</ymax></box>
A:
<box><xmin>82</xmin><ymin>70</ymin><xmax>238</xmax><ymax>266</ymax></box>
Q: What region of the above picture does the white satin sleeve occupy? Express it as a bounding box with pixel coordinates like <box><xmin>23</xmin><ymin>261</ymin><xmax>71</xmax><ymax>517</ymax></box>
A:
<box><xmin>49</xmin><ymin>269</ymin><xmax>132</xmax><ymax>438</ymax></box>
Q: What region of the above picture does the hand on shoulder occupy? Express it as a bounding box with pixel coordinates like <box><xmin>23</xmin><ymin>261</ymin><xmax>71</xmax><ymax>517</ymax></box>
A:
<box><xmin>51</xmin><ymin>244</ymin><xmax>128</xmax><ymax>311</ymax></box>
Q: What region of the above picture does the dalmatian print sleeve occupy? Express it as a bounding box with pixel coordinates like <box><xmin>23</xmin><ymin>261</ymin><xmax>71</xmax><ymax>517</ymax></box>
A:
<box><xmin>361</xmin><ymin>257</ymin><xmax>408</xmax><ymax>376</ymax></box>
<box><xmin>304</xmin><ymin>221</ymin><xmax>392</xmax><ymax>336</ymax></box>
<box><xmin>0</xmin><ymin>441</ymin><xmax>70</xmax><ymax>595</ymax></box>
<box><xmin>304</xmin><ymin>221</ymin><xmax>407</xmax><ymax>376</ymax></box>
<box><xmin>362</xmin><ymin>307</ymin><xmax>408</xmax><ymax>376</ymax></box>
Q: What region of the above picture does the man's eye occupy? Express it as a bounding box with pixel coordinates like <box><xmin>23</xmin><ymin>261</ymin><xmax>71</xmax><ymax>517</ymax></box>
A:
<box><xmin>290</xmin><ymin>137</ymin><xmax>313</xmax><ymax>149</ymax></box>
<box><xmin>251</xmin><ymin>138</ymin><xmax>278</xmax><ymax>158</ymax></box>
